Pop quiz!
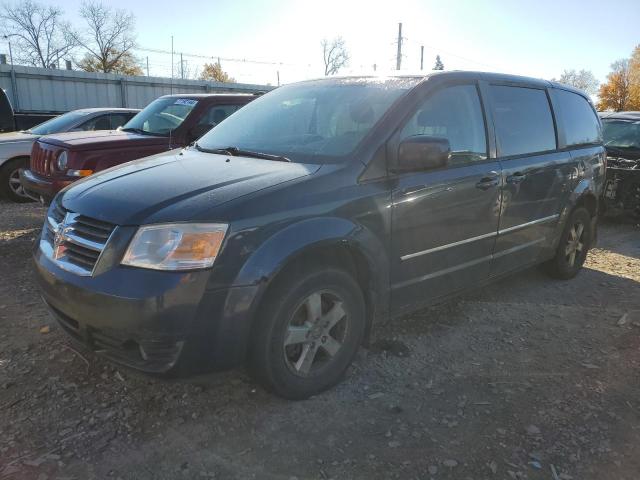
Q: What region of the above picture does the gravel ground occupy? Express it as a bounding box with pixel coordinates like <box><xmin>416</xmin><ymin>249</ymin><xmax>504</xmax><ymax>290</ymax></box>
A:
<box><xmin>1</xmin><ymin>199</ymin><xmax>639</xmax><ymax>480</ymax></box>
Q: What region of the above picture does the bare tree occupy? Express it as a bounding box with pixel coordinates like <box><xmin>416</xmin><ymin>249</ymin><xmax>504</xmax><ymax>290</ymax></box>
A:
<box><xmin>555</xmin><ymin>69</ymin><xmax>599</xmax><ymax>95</ymax></box>
<box><xmin>74</xmin><ymin>1</ymin><xmax>136</xmax><ymax>73</ymax></box>
<box><xmin>0</xmin><ymin>0</ymin><xmax>76</xmax><ymax>68</ymax></box>
<box><xmin>321</xmin><ymin>37</ymin><xmax>349</xmax><ymax>76</ymax></box>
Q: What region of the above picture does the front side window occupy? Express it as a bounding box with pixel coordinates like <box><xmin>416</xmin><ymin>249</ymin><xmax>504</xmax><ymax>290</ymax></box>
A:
<box><xmin>490</xmin><ymin>85</ymin><xmax>556</xmax><ymax>157</ymax></box>
<box><xmin>552</xmin><ymin>89</ymin><xmax>601</xmax><ymax>146</ymax></box>
<box><xmin>28</xmin><ymin>111</ymin><xmax>92</xmax><ymax>135</ymax></box>
<box><xmin>197</xmin><ymin>79</ymin><xmax>417</xmax><ymax>163</ymax></box>
<box><xmin>399</xmin><ymin>84</ymin><xmax>487</xmax><ymax>165</ymax></box>
<box><xmin>122</xmin><ymin>97</ymin><xmax>198</xmax><ymax>136</ymax></box>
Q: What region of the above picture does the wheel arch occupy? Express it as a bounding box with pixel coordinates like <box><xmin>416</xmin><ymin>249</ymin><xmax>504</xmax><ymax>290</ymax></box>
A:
<box><xmin>215</xmin><ymin>217</ymin><xmax>390</xmax><ymax>364</ymax></box>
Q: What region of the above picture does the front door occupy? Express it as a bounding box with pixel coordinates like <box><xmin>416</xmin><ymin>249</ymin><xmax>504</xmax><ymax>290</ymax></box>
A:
<box><xmin>390</xmin><ymin>83</ymin><xmax>501</xmax><ymax>312</ymax></box>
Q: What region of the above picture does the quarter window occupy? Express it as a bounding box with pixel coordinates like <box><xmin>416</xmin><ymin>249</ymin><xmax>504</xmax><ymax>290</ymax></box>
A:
<box><xmin>490</xmin><ymin>85</ymin><xmax>556</xmax><ymax>157</ymax></box>
<box><xmin>400</xmin><ymin>84</ymin><xmax>487</xmax><ymax>164</ymax></box>
<box><xmin>552</xmin><ymin>89</ymin><xmax>601</xmax><ymax>146</ymax></box>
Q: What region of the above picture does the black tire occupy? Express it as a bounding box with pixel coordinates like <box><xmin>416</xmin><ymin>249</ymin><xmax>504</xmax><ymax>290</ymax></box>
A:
<box><xmin>0</xmin><ymin>158</ymin><xmax>33</xmax><ymax>203</ymax></box>
<box><xmin>543</xmin><ymin>207</ymin><xmax>592</xmax><ymax>280</ymax></box>
<box><xmin>248</xmin><ymin>267</ymin><xmax>366</xmax><ymax>400</ymax></box>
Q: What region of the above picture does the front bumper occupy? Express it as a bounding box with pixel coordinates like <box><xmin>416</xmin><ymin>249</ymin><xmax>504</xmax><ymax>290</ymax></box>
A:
<box><xmin>34</xmin><ymin>245</ymin><xmax>255</xmax><ymax>374</ymax></box>
<box><xmin>19</xmin><ymin>169</ymin><xmax>73</xmax><ymax>204</ymax></box>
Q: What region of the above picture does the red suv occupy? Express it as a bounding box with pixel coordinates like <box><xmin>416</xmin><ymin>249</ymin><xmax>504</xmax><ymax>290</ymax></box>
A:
<box><xmin>20</xmin><ymin>93</ymin><xmax>257</xmax><ymax>202</ymax></box>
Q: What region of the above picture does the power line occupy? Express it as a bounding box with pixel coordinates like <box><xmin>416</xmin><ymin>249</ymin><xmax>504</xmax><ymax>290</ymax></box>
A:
<box><xmin>136</xmin><ymin>46</ymin><xmax>309</xmax><ymax>67</ymax></box>
<box><xmin>402</xmin><ymin>37</ymin><xmax>500</xmax><ymax>71</ymax></box>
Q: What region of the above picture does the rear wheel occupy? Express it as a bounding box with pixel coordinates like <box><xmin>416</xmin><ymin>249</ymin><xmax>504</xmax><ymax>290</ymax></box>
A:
<box><xmin>0</xmin><ymin>158</ymin><xmax>32</xmax><ymax>203</ymax></box>
<box><xmin>248</xmin><ymin>267</ymin><xmax>366</xmax><ymax>400</ymax></box>
<box><xmin>543</xmin><ymin>207</ymin><xmax>592</xmax><ymax>279</ymax></box>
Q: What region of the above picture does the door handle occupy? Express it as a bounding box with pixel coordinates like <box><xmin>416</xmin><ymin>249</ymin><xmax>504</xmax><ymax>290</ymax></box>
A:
<box><xmin>507</xmin><ymin>172</ymin><xmax>527</xmax><ymax>184</ymax></box>
<box><xmin>475</xmin><ymin>171</ymin><xmax>500</xmax><ymax>190</ymax></box>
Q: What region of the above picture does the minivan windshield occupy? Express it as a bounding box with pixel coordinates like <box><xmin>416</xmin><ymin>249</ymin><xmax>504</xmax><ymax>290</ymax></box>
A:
<box><xmin>197</xmin><ymin>79</ymin><xmax>416</xmax><ymax>163</ymax></box>
<box><xmin>601</xmin><ymin>118</ymin><xmax>640</xmax><ymax>150</ymax></box>
<box><xmin>122</xmin><ymin>97</ymin><xmax>198</xmax><ymax>136</ymax></box>
<box><xmin>28</xmin><ymin>110</ymin><xmax>92</xmax><ymax>135</ymax></box>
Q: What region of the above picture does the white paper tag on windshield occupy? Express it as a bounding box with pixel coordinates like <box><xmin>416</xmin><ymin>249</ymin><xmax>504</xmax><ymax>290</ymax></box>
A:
<box><xmin>174</xmin><ymin>99</ymin><xmax>198</xmax><ymax>107</ymax></box>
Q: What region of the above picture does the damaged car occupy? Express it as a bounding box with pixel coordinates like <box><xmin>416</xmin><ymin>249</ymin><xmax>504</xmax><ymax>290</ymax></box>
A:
<box><xmin>600</xmin><ymin>111</ymin><xmax>640</xmax><ymax>219</ymax></box>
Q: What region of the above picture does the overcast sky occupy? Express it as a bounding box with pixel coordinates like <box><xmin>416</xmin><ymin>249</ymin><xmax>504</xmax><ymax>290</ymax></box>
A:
<box><xmin>2</xmin><ymin>0</ymin><xmax>639</xmax><ymax>86</ymax></box>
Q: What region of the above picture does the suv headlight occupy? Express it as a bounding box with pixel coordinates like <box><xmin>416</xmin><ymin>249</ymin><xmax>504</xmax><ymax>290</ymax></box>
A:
<box><xmin>57</xmin><ymin>151</ymin><xmax>68</xmax><ymax>170</ymax></box>
<box><xmin>121</xmin><ymin>223</ymin><xmax>228</xmax><ymax>271</ymax></box>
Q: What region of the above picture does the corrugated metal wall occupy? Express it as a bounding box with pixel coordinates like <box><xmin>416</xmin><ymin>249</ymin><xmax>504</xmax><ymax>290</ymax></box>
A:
<box><xmin>0</xmin><ymin>64</ymin><xmax>273</xmax><ymax>113</ymax></box>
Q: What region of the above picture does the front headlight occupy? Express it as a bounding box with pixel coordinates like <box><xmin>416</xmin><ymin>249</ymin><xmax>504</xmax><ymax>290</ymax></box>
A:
<box><xmin>57</xmin><ymin>151</ymin><xmax>68</xmax><ymax>170</ymax></box>
<box><xmin>121</xmin><ymin>223</ymin><xmax>228</xmax><ymax>271</ymax></box>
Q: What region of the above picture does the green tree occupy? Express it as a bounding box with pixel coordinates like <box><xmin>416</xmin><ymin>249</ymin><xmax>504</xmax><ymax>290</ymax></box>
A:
<box><xmin>433</xmin><ymin>55</ymin><xmax>444</xmax><ymax>71</ymax></box>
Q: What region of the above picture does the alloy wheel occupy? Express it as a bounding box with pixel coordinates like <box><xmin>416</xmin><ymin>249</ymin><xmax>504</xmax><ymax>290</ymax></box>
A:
<box><xmin>565</xmin><ymin>221</ymin><xmax>585</xmax><ymax>267</ymax></box>
<box><xmin>8</xmin><ymin>168</ymin><xmax>28</xmax><ymax>198</ymax></box>
<box><xmin>283</xmin><ymin>291</ymin><xmax>349</xmax><ymax>377</ymax></box>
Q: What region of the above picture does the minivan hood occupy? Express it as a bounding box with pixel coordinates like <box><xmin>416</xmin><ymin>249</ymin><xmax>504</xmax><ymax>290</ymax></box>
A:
<box><xmin>61</xmin><ymin>149</ymin><xmax>320</xmax><ymax>225</ymax></box>
<box><xmin>0</xmin><ymin>131</ymin><xmax>38</xmax><ymax>144</ymax></box>
<box><xmin>39</xmin><ymin>130</ymin><xmax>168</xmax><ymax>151</ymax></box>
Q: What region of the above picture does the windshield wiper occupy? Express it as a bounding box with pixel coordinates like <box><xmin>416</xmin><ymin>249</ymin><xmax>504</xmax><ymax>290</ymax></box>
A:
<box><xmin>121</xmin><ymin>127</ymin><xmax>157</xmax><ymax>136</ymax></box>
<box><xmin>195</xmin><ymin>144</ymin><xmax>291</xmax><ymax>162</ymax></box>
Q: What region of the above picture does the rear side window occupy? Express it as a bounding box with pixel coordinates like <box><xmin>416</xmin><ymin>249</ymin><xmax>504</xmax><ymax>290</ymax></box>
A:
<box><xmin>196</xmin><ymin>104</ymin><xmax>240</xmax><ymax>128</ymax></box>
<box><xmin>552</xmin><ymin>89</ymin><xmax>601</xmax><ymax>146</ymax></box>
<box><xmin>490</xmin><ymin>85</ymin><xmax>556</xmax><ymax>157</ymax></box>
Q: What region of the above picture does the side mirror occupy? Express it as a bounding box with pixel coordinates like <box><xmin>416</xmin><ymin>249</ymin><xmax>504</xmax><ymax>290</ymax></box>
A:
<box><xmin>394</xmin><ymin>135</ymin><xmax>450</xmax><ymax>173</ymax></box>
<box><xmin>188</xmin><ymin>123</ymin><xmax>213</xmax><ymax>141</ymax></box>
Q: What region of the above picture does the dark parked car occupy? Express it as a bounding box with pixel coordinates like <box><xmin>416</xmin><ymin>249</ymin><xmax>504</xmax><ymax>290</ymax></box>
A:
<box><xmin>599</xmin><ymin>111</ymin><xmax>640</xmax><ymax>219</ymax></box>
<box><xmin>20</xmin><ymin>93</ymin><xmax>257</xmax><ymax>203</ymax></box>
<box><xmin>33</xmin><ymin>72</ymin><xmax>605</xmax><ymax>399</ymax></box>
<box><xmin>0</xmin><ymin>108</ymin><xmax>138</xmax><ymax>202</ymax></box>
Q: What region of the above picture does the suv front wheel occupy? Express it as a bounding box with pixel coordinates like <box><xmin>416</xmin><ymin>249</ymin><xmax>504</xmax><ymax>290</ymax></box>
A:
<box><xmin>248</xmin><ymin>266</ymin><xmax>366</xmax><ymax>400</ymax></box>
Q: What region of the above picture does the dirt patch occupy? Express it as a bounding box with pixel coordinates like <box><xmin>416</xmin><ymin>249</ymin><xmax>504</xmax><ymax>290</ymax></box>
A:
<box><xmin>1</xmin><ymin>200</ymin><xmax>639</xmax><ymax>480</ymax></box>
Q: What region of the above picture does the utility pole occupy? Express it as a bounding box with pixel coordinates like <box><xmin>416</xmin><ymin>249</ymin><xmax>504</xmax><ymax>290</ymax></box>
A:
<box><xmin>276</xmin><ymin>70</ymin><xmax>280</xmax><ymax>86</ymax></box>
<box><xmin>396</xmin><ymin>23</ymin><xmax>403</xmax><ymax>70</ymax></box>
<box><xmin>420</xmin><ymin>46</ymin><xmax>424</xmax><ymax>70</ymax></box>
<box><xmin>146</xmin><ymin>56</ymin><xmax>149</xmax><ymax>76</ymax></box>
<box><xmin>180</xmin><ymin>52</ymin><xmax>184</xmax><ymax>79</ymax></box>
<box><xmin>170</xmin><ymin>36</ymin><xmax>174</xmax><ymax>93</ymax></box>
<box><xmin>373</xmin><ymin>63</ymin><xmax>377</xmax><ymax>72</ymax></box>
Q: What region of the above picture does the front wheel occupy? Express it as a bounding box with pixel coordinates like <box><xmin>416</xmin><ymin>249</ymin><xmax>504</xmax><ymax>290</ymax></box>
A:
<box><xmin>248</xmin><ymin>267</ymin><xmax>366</xmax><ymax>400</ymax></box>
<box><xmin>543</xmin><ymin>207</ymin><xmax>592</xmax><ymax>279</ymax></box>
<box><xmin>0</xmin><ymin>158</ymin><xmax>33</xmax><ymax>203</ymax></box>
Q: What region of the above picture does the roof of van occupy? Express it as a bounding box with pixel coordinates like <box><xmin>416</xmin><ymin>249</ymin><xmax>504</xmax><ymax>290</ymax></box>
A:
<box><xmin>293</xmin><ymin>71</ymin><xmax>590</xmax><ymax>97</ymax></box>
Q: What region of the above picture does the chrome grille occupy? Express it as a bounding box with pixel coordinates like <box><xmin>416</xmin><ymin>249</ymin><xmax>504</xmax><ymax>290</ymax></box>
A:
<box><xmin>40</xmin><ymin>204</ymin><xmax>116</xmax><ymax>276</ymax></box>
<box><xmin>31</xmin><ymin>142</ymin><xmax>59</xmax><ymax>176</ymax></box>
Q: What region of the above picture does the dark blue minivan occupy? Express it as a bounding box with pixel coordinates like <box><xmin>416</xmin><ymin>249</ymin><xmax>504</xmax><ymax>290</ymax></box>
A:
<box><xmin>33</xmin><ymin>72</ymin><xmax>605</xmax><ymax>399</ymax></box>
